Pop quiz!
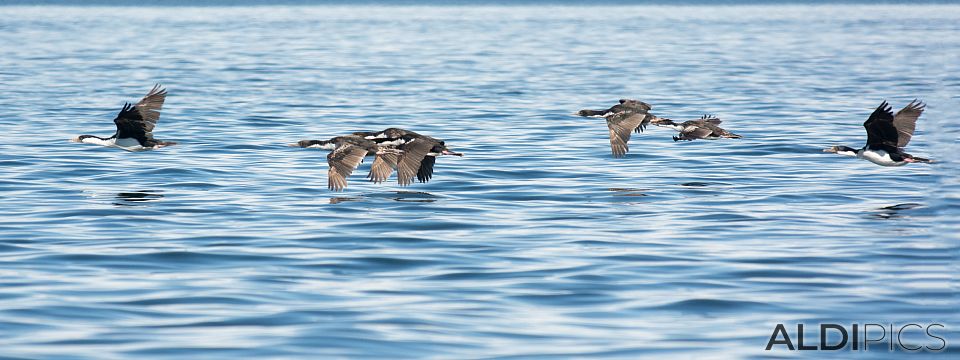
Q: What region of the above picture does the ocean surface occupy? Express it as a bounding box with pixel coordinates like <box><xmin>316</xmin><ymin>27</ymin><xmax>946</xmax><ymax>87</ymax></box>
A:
<box><xmin>0</xmin><ymin>3</ymin><xmax>958</xmax><ymax>359</ymax></box>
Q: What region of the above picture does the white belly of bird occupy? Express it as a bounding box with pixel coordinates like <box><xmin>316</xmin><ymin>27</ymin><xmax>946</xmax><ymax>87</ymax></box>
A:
<box><xmin>858</xmin><ymin>149</ymin><xmax>906</xmax><ymax>167</ymax></box>
<box><xmin>112</xmin><ymin>137</ymin><xmax>147</xmax><ymax>151</ymax></box>
<box><xmin>77</xmin><ymin>137</ymin><xmax>113</xmax><ymax>146</ymax></box>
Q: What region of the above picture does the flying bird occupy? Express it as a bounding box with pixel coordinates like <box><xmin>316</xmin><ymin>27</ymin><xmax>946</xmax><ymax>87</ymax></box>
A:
<box><xmin>72</xmin><ymin>84</ymin><xmax>176</xmax><ymax>151</ymax></box>
<box><xmin>352</xmin><ymin>128</ymin><xmax>463</xmax><ymax>185</ymax></box>
<box><xmin>576</xmin><ymin>99</ymin><xmax>662</xmax><ymax>158</ymax></box>
<box><xmin>291</xmin><ymin>135</ymin><xmax>403</xmax><ymax>191</ymax></box>
<box><xmin>824</xmin><ymin>100</ymin><xmax>931</xmax><ymax>166</ymax></box>
<box><xmin>654</xmin><ymin>115</ymin><xmax>742</xmax><ymax>141</ymax></box>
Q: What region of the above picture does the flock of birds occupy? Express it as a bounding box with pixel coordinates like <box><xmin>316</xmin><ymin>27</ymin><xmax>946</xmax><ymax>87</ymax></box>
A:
<box><xmin>72</xmin><ymin>85</ymin><xmax>933</xmax><ymax>191</ymax></box>
<box><xmin>575</xmin><ymin>98</ymin><xmax>742</xmax><ymax>157</ymax></box>
<box><xmin>290</xmin><ymin>129</ymin><xmax>462</xmax><ymax>191</ymax></box>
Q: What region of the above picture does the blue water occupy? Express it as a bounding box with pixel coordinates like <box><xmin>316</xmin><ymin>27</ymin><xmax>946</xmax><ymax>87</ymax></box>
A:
<box><xmin>0</xmin><ymin>3</ymin><xmax>958</xmax><ymax>359</ymax></box>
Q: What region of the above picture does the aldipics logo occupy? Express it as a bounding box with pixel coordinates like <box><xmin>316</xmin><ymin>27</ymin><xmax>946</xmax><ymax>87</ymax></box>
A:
<box><xmin>765</xmin><ymin>323</ymin><xmax>947</xmax><ymax>351</ymax></box>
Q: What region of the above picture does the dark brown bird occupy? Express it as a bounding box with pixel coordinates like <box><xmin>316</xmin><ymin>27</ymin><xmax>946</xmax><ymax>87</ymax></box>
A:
<box><xmin>291</xmin><ymin>135</ymin><xmax>401</xmax><ymax>191</ymax></box>
<box><xmin>576</xmin><ymin>99</ymin><xmax>662</xmax><ymax>158</ymax></box>
<box><xmin>353</xmin><ymin>128</ymin><xmax>463</xmax><ymax>185</ymax></box>
<box><xmin>654</xmin><ymin>115</ymin><xmax>742</xmax><ymax>142</ymax></box>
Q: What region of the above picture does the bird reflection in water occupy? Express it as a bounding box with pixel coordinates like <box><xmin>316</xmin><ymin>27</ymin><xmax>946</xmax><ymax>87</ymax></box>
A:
<box><xmin>608</xmin><ymin>188</ymin><xmax>648</xmax><ymax>197</ymax></box>
<box><xmin>871</xmin><ymin>203</ymin><xmax>923</xmax><ymax>220</ymax></box>
<box><xmin>328</xmin><ymin>196</ymin><xmax>360</xmax><ymax>204</ymax></box>
<box><xmin>328</xmin><ymin>191</ymin><xmax>438</xmax><ymax>204</ymax></box>
<box><xmin>113</xmin><ymin>190</ymin><xmax>164</xmax><ymax>206</ymax></box>
<box><xmin>393</xmin><ymin>191</ymin><xmax>438</xmax><ymax>203</ymax></box>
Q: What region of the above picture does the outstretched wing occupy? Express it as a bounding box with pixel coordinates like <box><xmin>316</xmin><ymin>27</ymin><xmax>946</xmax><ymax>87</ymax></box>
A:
<box><xmin>368</xmin><ymin>153</ymin><xmax>399</xmax><ymax>184</ymax></box>
<box><xmin>112</xmin><ymin>84</ymin><xmax>166</xmax><ymax>143</ymax></box>
<box><xmin>134</xmin><ymin>84</ymin><xmax>167</xmax><ymax>133</ymax></box>
<box><xmin>682</xmin><ymin>126</ymin><xmax>716</xmax><ymax>140</ymax></box>
<box><xmin>396</xmin><ymin>138</ymin><xmax>436</xmax><ymax>186</ymax></box>
<box><xmin>417</xmin><ymin>155</ymin><xmax>436</xmax><ymax>183</ymax></box>
<box><xmin>113</xmin><ymin>102</ymin><xmax>155</xmax><ymax>144</ymax></box>
<box><xmin>892</xmin><ymin>100</ymin><xmax>924</xmax><ymax>148</ymax></box>
<box><xmin>698</xmin><ymin>114</ymin><xmax>722</xmax><ymax>124</ymax></box>
<box><xmin>327</xmin><ymin>145</ymin><xmax>370</xmax><ymax>191</ymax></box>
<box><xmin>863</xmin><ymin>101</ymin><xmax>898</xmax><ymax>147</ymax></box>
<box><xmin>605</xmin><ymin>111</ymin><xmax>648</xmax><ymax>158</ymax></box>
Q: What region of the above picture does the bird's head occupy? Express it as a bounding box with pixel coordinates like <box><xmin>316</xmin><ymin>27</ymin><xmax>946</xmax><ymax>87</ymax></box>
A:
<box><xmin>823</xmin><ymin>145</ymin><xmax>858</xmax><ymax>156</ymax></box>
<box><xmin>434</xmin><ymin>142</ymin><xmax>463</xmax><ymax>157</ymax></box>
<box><xmin>71</xmin><ymin>135</ymin><xmax>105</xmax><ymax>144</ymax></box>
<box><xmin>653</xmin><ymin>118</ymin><xmax>677</xmax><ymax>126</ymax></box>
<box><xmin>290</xmin><ymin>139</ymin><xmax>327</xmax><ymax>148</ymax></box>
<box><xmin>575</xmin><ymin>109</ymin><xmax>595</xmax><ymax>117</ymax></box>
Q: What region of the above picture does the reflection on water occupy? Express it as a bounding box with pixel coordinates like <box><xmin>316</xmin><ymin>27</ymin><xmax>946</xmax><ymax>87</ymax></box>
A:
<box><xmin>113</xmin><ymin>191</ymin><xmax>164</xmax><ymax>206</ymax></box>
<box><xmin>393</xmin><ymin>191</ymin><xmax>438</xmax><ymax>203</ymax></box>
<box><xmin>608</xmin><ymin>187</ymin><xmax>649</xmax><ymax>197</ymax></box>
<box><xmin>329</xmin><ymin>191</ymin><xmax>439</xmax><ymax>204</ymax></box>
<box><xmin>328</xmin><ymin>196</ymin><xmax>360</xmax><ymax>204</ymax></box>
<box><xmin>871</xmin><ymin>203</ymin><xmax>924</xmax><ymax>220</ymax></box>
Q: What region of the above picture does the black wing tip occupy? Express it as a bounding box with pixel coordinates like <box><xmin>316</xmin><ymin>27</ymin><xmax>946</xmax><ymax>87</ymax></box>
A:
<box><xmin>118</xmin><ymin>102</ymin><xmax>139</xmax><ymax>117</ymax></box>
<box><xmin>869</xmin><ymin>100</ymin><xmax>894</xmax><ymax>120</ymax></box>
<box><xmin>910</xmin><ymin>99</ymin><xmax>926</xmax><ymax>111</ymax></box>
<box><xmin>875</xmin><ymin>100</ymin><xmax>891</xmax><ymax>113</ymax></box>
<box><xmin>146</xmin><ymin>83</ymin><xmax>167</xmax><ymax>97</ymax></box>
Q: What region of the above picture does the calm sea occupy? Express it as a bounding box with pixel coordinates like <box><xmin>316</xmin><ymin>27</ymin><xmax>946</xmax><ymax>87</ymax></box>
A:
<box><xmin>0</xmin><ymin>2</ymin><xmax>957</xmax><ymax>359</ymax></box>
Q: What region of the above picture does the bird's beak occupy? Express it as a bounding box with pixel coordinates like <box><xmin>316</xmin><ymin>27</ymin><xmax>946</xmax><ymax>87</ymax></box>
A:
<box><xmin>822</xmin><ymin>148</ymin><xmax>836</xmax><ymax>153</ymax></box>
<box><xmin>288</xmin><ymin>143</ymin><xmax>303</xmax><ymax>147</ymax></box>
<box><xmin>70</xmin><ymin>137</ymin><xmax>81</xmax><ymax>143</ymax></box>
<box><xmin>442</xmin><ymin>149</ymin><xmax>464</xmax><ymax>157</ymax></box>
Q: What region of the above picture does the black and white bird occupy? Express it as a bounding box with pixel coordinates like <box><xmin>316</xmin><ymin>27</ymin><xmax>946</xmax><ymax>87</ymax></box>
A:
<box><xmin>576</xmin><ymin>99</ymin><xmax>662</xmax><ymax>158</ymax></box>
<box><xmin>352</xmin><ymin>128</ymin><xmax>463</xmax><ymax>185</ymax></box>
<box><xmin>824</xmin><ymin>100</ymin><xmax>931</xmax><ymax>166</ymax></box>
<box><xmin>654</xmin><ymin>115</ymin><xmax>742</xmax><ymax>142</ymax></box>
<box><xmin>72</xmin><ymin>84</ymin><xmax>176</xmax><ymax>151</ymax></box>
<box><xmin>291</xmin><ymin>135</ymin><xmax>403</xmax><ymax>191</ymax></box>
